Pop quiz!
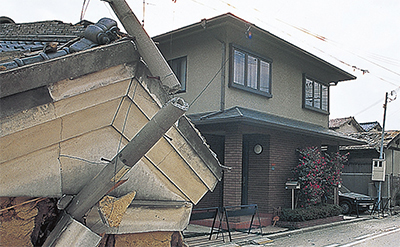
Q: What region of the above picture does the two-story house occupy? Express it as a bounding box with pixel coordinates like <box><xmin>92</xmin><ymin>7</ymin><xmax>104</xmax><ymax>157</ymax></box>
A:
<box><xmin>153</xmin><ymin>13</ymin><xmax>363</xmax><ymax>219</ymax></box>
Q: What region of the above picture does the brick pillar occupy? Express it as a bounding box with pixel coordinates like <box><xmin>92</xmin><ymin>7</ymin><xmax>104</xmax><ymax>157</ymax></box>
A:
<box><xmin>223</xmin><ymin>125</ymin><xmax>243</xmax><ymax>206</ymax></box>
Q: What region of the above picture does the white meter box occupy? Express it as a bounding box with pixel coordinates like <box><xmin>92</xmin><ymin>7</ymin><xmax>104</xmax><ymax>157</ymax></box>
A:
<box><xmin>372</xmin><ymin>159</ymin><xmax>386</xmax><ymax>181</ymax></box>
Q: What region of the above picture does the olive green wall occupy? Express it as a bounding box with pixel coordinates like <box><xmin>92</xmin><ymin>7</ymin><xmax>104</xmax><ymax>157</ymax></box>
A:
<box><xmin>156</xmin><ymin>23</ymin><xmax>335</xmax><ymax>127</ymax></box>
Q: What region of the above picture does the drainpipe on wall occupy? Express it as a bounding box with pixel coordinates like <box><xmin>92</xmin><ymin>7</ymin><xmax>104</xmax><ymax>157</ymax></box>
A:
<box><xmin>220</xmin><ymin>42</ymin><xmax>226</xmax><ymax>112</ymax></box>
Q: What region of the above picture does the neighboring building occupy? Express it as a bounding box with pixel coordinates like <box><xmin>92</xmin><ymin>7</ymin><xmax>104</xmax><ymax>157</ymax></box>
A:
<box><xmin>359</xmin><ymin>121</ymin><xmax>383</xmax><ymax>132</ymax></box>
<box><xmin>330</xmin><ymin>117</ymin><xmax>400</xmax><ymax>206</ymax></box>
<box><xmin>329</xmin><ymin>116</ymin><xmax>365</xmax><ymax>134</ymax></box>
<box><xmin>153</xmin><ymin>13</ymin><xmax>363</xmax><ymax>220</ymax></box>
<box><xmin>341</xmin><ymin>130</ymin><xmax>400</xmax><ymax>206</ymax></box>
<box><xmin>0</xmin><ymin>14</ymin><xmax>222</xmax><ymax>247</ymax></box>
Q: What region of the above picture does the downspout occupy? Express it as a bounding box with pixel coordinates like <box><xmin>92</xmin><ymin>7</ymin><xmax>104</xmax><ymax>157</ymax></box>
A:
<box><xmin>220</xmin><ymin>42</ymin><xmax>226</xmax><ymax>111</ymax></box>
<box><xmin>103</xmin><ymin>0</ymin><xmax>181</xmax><ymax>93</ymax></box>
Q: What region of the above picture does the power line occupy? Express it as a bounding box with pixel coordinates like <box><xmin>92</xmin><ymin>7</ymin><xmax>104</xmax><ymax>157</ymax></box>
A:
<box><xmin>80</xmin><ymin>0</ymin><xmax>91</xmax><ymax>21</ymax></box>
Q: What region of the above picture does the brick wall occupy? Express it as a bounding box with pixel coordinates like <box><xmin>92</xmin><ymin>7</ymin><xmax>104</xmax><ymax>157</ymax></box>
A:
<box><xmin>267</xmin><ymin>130</ymin><xmax>320</xmax><ymax>212</ymax></box>
<box><xmin>246</xmin><ymin>134</ymin><xmax>270</xmax><ymax>213</ymax></box>
<box><xmin>195</xmin><ymin>123</ymin><xmax>323</xmax><ymax>214</ymax></box>
<box><xmin>223</xmin><ymin>124</ymin><xmax>243</xmax><ymax>206</ymax></box>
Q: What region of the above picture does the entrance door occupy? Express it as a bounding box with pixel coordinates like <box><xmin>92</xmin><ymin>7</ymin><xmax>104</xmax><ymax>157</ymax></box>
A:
<box><xmin>241</xmin><ymin>134</ymin><xmax>269</xmax><ymax>205</ymax></box>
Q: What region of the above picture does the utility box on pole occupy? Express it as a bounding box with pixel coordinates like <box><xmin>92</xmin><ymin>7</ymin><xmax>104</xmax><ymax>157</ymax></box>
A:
<box><xmin>372</xmin><ymin>159</ymin><xmax>386</xmax><ymax>181</ymax></box>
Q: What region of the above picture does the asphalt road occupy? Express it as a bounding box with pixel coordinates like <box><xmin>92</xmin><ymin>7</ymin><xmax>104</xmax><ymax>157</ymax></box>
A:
<box><xmin>266</xmin><ymin>214</ymin><xmax>400</xmax><ymax>247</ymax></box>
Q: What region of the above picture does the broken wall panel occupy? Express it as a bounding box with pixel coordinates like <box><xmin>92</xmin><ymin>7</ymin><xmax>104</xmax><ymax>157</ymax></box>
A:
<box><xmin>49</xmin><ymin>64</ymin><xmax>136</xmax><ymax>102</ymax></box>
<box><xmin>86</xmin><ymin>200</ymin><xmax>192</xmax><ymax>235</ymax></box>
<box><xmin>0</xmin><ymin>145</ymin><xmax>62</xmax><ymax>197</ymax></box>
<box><xmin>0</xmin><ymin>118</ymin><xmax>62</xmax><ymax>163</ymax></box>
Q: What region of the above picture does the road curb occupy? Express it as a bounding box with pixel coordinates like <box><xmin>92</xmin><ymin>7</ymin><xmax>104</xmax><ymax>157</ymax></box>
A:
<box><xmin>265</xmin><ymin>216</ymin><xmax>371</xmax><ymax>240</ymax></box>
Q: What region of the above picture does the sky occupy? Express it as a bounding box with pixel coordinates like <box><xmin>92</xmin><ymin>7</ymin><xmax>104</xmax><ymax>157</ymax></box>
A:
<box><xmin>2</xmin><ymin>0</ymin><xmax>400</xmax><ymax>130</ymax></box>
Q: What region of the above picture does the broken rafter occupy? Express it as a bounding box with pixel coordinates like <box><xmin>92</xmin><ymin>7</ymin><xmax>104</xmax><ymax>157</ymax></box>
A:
<box><xmin>0</xmin><ymin>197</ymin><xmax>46</xmax><ymax>213</ymax></box>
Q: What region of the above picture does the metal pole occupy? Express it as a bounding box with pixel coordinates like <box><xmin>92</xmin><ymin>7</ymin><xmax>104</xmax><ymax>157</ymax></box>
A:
<box><xmin>377</xmin><ymin>92</ymin><xmax>388</xmax><ymax>211</ymax></box>
<box><xmin>292</xmin><ymin>189</ymin><xmax>295</xmax><ymax>210</ymax></box>
<box><xmin>379</xmin><ymin>92</ymin><xmax>388</xmax><ymax>160</ymax></box>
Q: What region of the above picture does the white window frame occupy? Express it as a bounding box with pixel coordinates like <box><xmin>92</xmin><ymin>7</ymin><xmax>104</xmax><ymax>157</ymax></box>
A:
<box><xmin>168</xmin><ymin>56</ymin><xmax>187</xmax><ymax>93</ymax></box>
<box><xmin>303</xmin><ymin>74</ymin><xmax>329</xmax><ymax>114</ymax></box>
<box><xmin>229</xmin><ymin>45</ymin><xmax>272</xmax><ymax>97</ymax></box>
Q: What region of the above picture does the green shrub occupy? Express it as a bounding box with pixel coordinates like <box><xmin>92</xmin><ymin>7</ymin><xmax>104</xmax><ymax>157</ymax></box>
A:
<box><xmin>280</xmin><ymin>204</ymin><xmax>342</xmax><ymax>222</ymax></box>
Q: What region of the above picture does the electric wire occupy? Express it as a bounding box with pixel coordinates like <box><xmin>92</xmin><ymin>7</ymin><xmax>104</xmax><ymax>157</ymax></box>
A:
<box><xmin>80</xmin><ymin>0</ymin><xmax>91</xmax><ymax>21</ymax></box>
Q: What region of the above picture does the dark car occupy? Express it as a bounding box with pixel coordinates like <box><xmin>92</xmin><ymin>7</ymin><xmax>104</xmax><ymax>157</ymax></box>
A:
<box><xmin>339</xmin><ymin>185</ymin><xmax>374</xmax><ymax>215</ymax></box>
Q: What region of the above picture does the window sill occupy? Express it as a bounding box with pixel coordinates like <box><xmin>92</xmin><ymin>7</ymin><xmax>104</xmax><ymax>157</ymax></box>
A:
<box><xmin>230</xmin><ymin>83</ymin><xmax>272</xmax><ymax>98</ymax></box>
<box><xmin>303</xmin><ymin>105</ymin><xmax>329</xmax><ymax>115</ymax></box>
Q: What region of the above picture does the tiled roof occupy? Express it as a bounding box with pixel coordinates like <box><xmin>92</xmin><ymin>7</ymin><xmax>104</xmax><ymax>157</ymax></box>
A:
<box><xmin>329</xmin><ymin>116</ymin><xmax>354</xmax><ymax>129</ymax></box>
<box><xmin>329</xmin><ymin>116</ymin><xmax>365</xmax><ymax>132</ymax></box>
<box><xmin>0</xmin><ymin>20</ymin><xmax>89</xmax><ymax>55</ymax></box>
<box><xmin>0</xmin><ymin>18</ymin><xmax>120</xmax><ymax>70</ymax></box>
<box><xmin>341</xmin><ymin>130</ymin><xmax>400</xmax><ymax>150</ymax></box>
<box><xmin>359</xmin><ymin>121</ymin><xmax>382</xmax><ymax>132</ymax></box>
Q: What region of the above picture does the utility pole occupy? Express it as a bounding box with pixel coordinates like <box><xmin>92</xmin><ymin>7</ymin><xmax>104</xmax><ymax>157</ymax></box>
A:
<box><xmin>376</xmin><ymin>90</ymin><xmax>397</xmax><ymax>210</ymax></box>
<box><xmin>376</xmin><ymin>92</ymin><xmax>388</xmax><ymax>210</ymax></box>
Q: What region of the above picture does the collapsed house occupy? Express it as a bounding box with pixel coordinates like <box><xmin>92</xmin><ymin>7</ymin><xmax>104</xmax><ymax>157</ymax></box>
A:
<box><xmin>0</xmin><ymin>1</ymin><xmax>223</xmax><ymax>246</ymax></box>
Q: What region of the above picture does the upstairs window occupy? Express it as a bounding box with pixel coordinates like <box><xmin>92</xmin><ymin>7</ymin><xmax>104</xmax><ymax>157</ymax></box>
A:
<box><xmin>230</xmin><ymin>45</ymin><xmax>272</xmax><ymax>97</ymax></box>
<box><xmin>303</xmin><ymin>75</ymin><xmax>329</xmax><ymax>113</ymax></box>
<box><xmin>168</xmin><ymin>56</ymin><xmax>187</xmax><ymax>93</ymax></box>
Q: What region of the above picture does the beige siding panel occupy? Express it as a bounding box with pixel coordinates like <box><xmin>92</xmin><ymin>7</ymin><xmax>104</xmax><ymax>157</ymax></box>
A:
<box><xmin>112</xmin><ymin>160</ymin><xmax>186</xmax><ymax>201</ymax></box>
<box><xmin>139</xmin><ymin>158</ymin><xmax>189</xmax><ymax>201</ymax></box>
<box><xmin>0</xmin><ymin>103</ymin><xmax>56</xmax><ymax>138</ymax></box>
<box><xmin>60</xmin><ymin>98</ymin><xmax>120</xmax><ymax>141</ymax></box>
<box><xmin>0</xmin><ymin>118</ymin><xmax>61</xmax><ymax>163</ymax></box>
<box><xmin>112</xmin><ymin>97</ymin><xmax>149</xmax><ymax>140</ymax></box>
<box><xmin>49</xmin><ymin>64</ymin><xmax>135</xmax><ymax>102</ymax></box>
<box><xmin>53</xmin><ymin>79</ymin><xmax>131</xmax><ymax>117</ymax></box>
<box><xmin>147</xmin><ymin>138</ymin><xmax>208</xmax><ymax>204</ymax></box>
<box><xmin>129</xmin><ymin>79</ymin><xmax>160</xmax><ymax>119</ymax></box>
<box><xmin>165</xmin><ymin>127</ymin><xmax>218</xmax><ymax>190</ymax></box>
<box><xmin>0</xmin><ymin>145</ymin><xmax>62</xmax><ymax>197</ymax></box>
<box><xmin>59</xmin><ymin>127</ymin><xmax>127</xmax><ymax>194</ymax></box>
